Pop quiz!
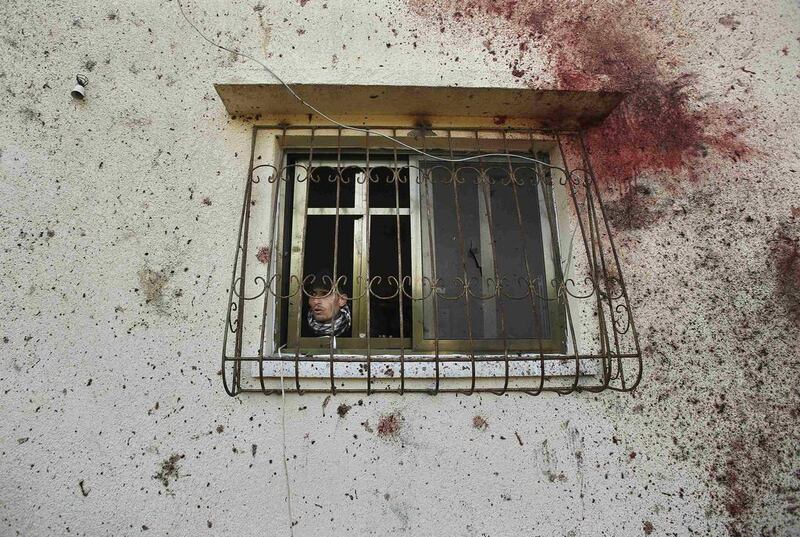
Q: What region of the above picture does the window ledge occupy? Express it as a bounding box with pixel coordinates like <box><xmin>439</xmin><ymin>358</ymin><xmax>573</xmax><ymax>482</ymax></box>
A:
<box><xmin>250</xmin><ymin>353</ymin><xmax>604</xmax><ymax>380</ymax></box>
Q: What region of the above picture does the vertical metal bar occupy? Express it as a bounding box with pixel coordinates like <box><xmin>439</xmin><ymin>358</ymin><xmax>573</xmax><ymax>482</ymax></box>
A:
<box><xmin>538</xmin><ymin>134</ymin><xmax>578</xmax><ymax>393</ymax></box>
<box><xmin>553</xmin><ymin>133</ymin><xmax>592</xmax><ymax>392</ymax></box>
<box><xmin>504</xmin><ymin>130</ymin><xmax>547</xmax><ymax>395</ymax></box>
<box><xmin>421</xmin><ymin>134</ymin><xmax>441</xmax><ymax>393</ymax></box>
<box><xmin>256</xmin><ymin>127</ymin><xmax>287</xmax><ymax>395</ymax></box>
<box><xmin>580</xmin><ymin>156</ymin><xmax>612</xmax><ymax>388</ymax></box>
<box><xmin>222</xmin><ymin>126</ymin><xmax>259</xmax><ymax>396</ymax></box>
<box><xmin>392</xmin><ymin>129</ymin><xmax>406</xmax><ymax>394</ymax></box>
<box><xmin>555</xmin><ymin>133</ymin><xmax>610</xmax><ymax>392</ymax></box>
<box><xmin>579</xmin><ymin>147</ymin><xmax>620</xmax><ymax>386</ymax></box>
<box><xmin>329</xmin><ymin>128</ymin><xmax>343</xmax><ymax>394</ymax></box>
<box><xmin>364</xmin><ymin>131</ymin><xmax>373</xmax><ymax>395</ymax></box>
<box><xmin>233</xmin><ymin>148</ymin><xmax>258</xmax><ymax>396</ymax></box>
<box><xmin>382</xmin><ymin>129</ymin><xmax>406</xmax><ymax>395</ymax></box>
<box><xmin>448</xmin><ymin>131</ymin><xmax>477</xmax><ymax>394</ymax></box>
<box><xmin>578</xmin><ymin>132</ymin><xmax>642</xmax><ymax>390</ymax></box>
<box><xmin>475</xmin><ymin>131</ymin><xmax>510</xmax><ymax>395</ymax></box>
<box><xmin>293</xmin><ymin>128</ymin><xmax>316</xmax><ymax>394</ymax></box>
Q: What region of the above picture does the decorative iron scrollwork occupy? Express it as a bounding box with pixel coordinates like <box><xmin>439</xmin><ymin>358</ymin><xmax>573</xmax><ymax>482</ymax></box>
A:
<box><xmin>222</xmin><ymin>126</ymin><xmax>642</xmax><ymax>396</ymax></box>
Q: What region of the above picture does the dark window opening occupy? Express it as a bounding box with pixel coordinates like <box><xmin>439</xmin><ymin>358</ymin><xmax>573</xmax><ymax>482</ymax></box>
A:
<box><xmin>307</xmin><ymin>166</ymin><xmax>357</xmax><ymax>208</ymax></box>
<box><xmin>369</xmin><ymin>166</ymin><xmax>410</xmax><ymax>208</ymax></box>
<box><xmin>300</xmin><ymin>215</ymin><xmax>355</xmax><ymax>338</ymax></box>
<box><xmin>369</xmin><ymin>215</ymin><xmax>412</xmax><ymax>338</ymax></box>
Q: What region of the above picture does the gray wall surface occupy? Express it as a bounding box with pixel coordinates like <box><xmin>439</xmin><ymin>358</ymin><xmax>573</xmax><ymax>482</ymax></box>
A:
<box><xmin>1</xmin><ymin>1</ymin><xmax>798</xmax><ymax>535</ymax></box>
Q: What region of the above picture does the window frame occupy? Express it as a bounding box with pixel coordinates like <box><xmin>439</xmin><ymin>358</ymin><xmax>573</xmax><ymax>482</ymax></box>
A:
<box><xmin>275</xmin><ymin>147</ymin><xmax>569</xmax><ymax>357</ymax></box>
<box><xmin>413</xmin><ymin>156</ymin><xmax>567</xmax><ymax>354</ymax></box>
<box><xmin>284</xmin><ymin>156</ymin><xmax>413</xmax><ymax>352</ymax></box>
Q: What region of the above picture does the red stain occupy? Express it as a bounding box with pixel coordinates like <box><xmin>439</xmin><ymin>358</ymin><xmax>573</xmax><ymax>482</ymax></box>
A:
<box><xmin>581</xmin><ymin>77</ymin><xmax>751</xmax><ymax>186</ymax></box>
<box><xmin>376</xmin><ymin>412</ymin><xmax>402</xmax><ymax>438</ymax></box>
<box><xmin>493</xmin><ymin>114</ymin><xmax>508</xmax><ymax>126</ymax></box>
<box><xmin>256</xmin><ymin>246</ymin><xmax>271</xmax><ymax>264</ymax></box>
<box><xmin>406</xmin><ymin>0</ymin><xmax>753</xmax><ymax>188</ymax></box>
<box><xmin>770</xmin><ymin>224</ymin><xmax>800</xmax><ymax>323</ymax></box>
<box><xmin>717</xmin><ymin>462</ymin><xmax>753</xmax><ymax>523</ymax></box>
<box><xmin>708</xmin><ymin>432</ymin><xmax>788</xmax><ymax>535</ymax></box>
<box><xmin>298</xmin><ymin>0</ymin><xmax>311</xmax><ymax>6</ymax></box>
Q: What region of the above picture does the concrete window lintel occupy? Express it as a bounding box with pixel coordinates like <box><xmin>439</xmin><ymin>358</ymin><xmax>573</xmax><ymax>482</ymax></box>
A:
<box><xmin>214</xmin><ymin>82</ymin><xmax>624</xmax><ymax>129</ymax></box>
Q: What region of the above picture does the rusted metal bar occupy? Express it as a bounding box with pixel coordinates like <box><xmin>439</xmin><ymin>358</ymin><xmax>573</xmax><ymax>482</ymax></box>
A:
<box><xmin>236</xmin><ymin>384</ymin><xmax>638</xmax><ymax>394</ymax></box>
<box><xmin>293</xmin><ymin>128</ymin><xmax>316</xmax><ymax>394</ymax></box>
<box><xmin>541</xmin><ymin>137</ymin><xmax>577</xmax><ymax>393</ymax></box>
<box><xmin>391</xmin><ymin>129</ymin><xmax>407</xmax><ymax>394</ymax></box>
<box><xmin>577</xmin><ymin>132</ymin><xmax>642</xmax><ymax>392</ymax></box>
<box><xmin>327</xmin><ymin>129</ymin><xmax>344</xmax><ymax>394</ymax></box>
<box><xmin>364</xmin><ymin>131</ymin><xmax>373</xmax><ymax>395</ymax></box>
<box><xmin>231</xmin><ymin>132</ymin><xmax>261</xmax><ymax>396</ymax></box>
<box><xmin>579</xmin><ymin>144</ymin><xmax>622</xmax><ymax>387</ymax></box>
<box><xmin>505</xmin><ymin>130</ymin><xmax>546</xmax><ymax>395</ymax></box>
<box><xmin>233</xmin><ymin>352</ymin><xmax>641</xmax><ymax>363</ymax></box>
<box><xmin>535</xmin><ymin>135</ymin><xmax>579</xmax><ymax>395</ymax></box>
<box><xmin>555</xmin><ymin>133</ymin><xmax>610</xmax><ymax>393</ymax></box>
<box><xmin>475</xmin><ymin>131</ymin><xmax>510</xmax><ymax>395</ymax></box>
<box><xmin>256</xmin><ymin>126</ymin><xmax>288</xmax><ymax>395</ymax></box>
<box><xmin>421</xmin><ymin>134</ymin><xmax>441</xmax><ymax>394</ymax></box>
<box><xmin>448</xmin><ymin>131</ymin><xmax>478</xmax><ymax>395</ymax></box>
<box><xmin>222</xmin><ymin>127</ymin><xmax>259</xmax><ymax>396</ymax></box>
<box><xmin>578</xmin><ymin>150</ymin><xmax>613</xmax><ymax>389</ymax></box>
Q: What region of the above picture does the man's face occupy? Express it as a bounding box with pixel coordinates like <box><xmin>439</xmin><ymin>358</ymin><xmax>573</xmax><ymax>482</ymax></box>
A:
<box><xmin>308</xmin><ymin>288</ymin><xmax>347</xmax><ymax>322</ymax></box>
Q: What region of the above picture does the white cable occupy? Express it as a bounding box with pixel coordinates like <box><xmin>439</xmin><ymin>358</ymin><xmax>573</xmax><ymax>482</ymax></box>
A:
<box><xmin>176</xmin><ymin>0</ymin><xmax>560</xmax><ymax>168</ymax></box>
<box><xmin>277</xmin><ymin>344</ymin><xmax>295</xmax><ymax>537</ymax></box>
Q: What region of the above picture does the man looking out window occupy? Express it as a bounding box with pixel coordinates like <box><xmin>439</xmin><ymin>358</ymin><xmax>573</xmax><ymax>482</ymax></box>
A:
<box><xmin>305</xmin><ymin>270</ymin><xmax>351</xmax><ymax>337</ymax></box>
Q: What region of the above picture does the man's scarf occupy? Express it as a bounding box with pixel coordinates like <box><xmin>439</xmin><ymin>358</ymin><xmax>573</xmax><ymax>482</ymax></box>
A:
<box><xmin>307</xmin><ymin>304</ymin><xmax>351</xmax><ymax>337</ymax></box>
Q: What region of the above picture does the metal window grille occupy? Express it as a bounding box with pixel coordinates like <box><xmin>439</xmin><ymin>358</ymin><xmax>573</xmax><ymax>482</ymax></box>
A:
<box><xmin>222</xmin><ymin>126</ymin><xmax>641</xmax><ymax>395</ymax></box>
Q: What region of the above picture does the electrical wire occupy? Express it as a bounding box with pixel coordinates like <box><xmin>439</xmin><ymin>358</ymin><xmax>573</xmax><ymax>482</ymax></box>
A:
<box><xmin>276</xmin><ymin>345</ymin><xmax>295</xmax><ymax>537</ymax></box>
<box><xmin>175</xmin><ymin>0</ymin><xmax>557</xmax><ymax>167</ymax></box>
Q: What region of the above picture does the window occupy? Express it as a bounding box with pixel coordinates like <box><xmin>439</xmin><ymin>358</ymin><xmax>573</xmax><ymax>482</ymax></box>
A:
<box><xmin>223</xmin><ymin>126</ymin><xmax>642</xmax><ymax>395</ymax></box>
<box><xmin>281</xmin><ymin>153</ymin><xmax>564</xmax><ymax>354</ymax></box>
<box><xmin>283</xmin><ymin>158</ymin><xmax>414</xmax><ymax>350</ymax></box>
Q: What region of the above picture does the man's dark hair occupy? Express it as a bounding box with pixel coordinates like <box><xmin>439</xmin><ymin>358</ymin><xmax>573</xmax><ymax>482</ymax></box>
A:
<box><xmin>305</xmin><ymin>269</ymin><xmax>336</xmax><ymax>294</ymax></box>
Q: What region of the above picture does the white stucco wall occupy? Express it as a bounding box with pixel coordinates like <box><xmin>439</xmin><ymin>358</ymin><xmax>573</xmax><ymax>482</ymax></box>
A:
<box><xmin>1</xmin><ymin>1</ymin><xmax>798</xmax><ymax>536</ymax></box>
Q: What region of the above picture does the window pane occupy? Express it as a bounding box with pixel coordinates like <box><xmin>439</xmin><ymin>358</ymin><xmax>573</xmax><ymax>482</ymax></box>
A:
<box><xmin>300</xmin><ymin>215</ymin><xmax>355</xmax><ymax>337</ymax></box>
<box><xmin>369</xmin><ymin>166</ymin><xmax>410</xmax><ymax>208</ymax></box>
<box><xmin>488</xmin><ymin>165</ymin><xmax>551</xmax><ymax>339</ymax></box>
<box><xmin>369</xmin><ymin>215</ymin><xmax>412</xmax><ymax>338</ymax></box>
<box><xmin>423</xmin><ymin>166</ymin><xmax>489</xmax><ymax>339</ymax></box>
<box><xmin>422</xmin><ymin>162</ymin><xmax>551</xmax><ymax>341</ymax></box>
<box><xmin>307</xmin><ymin>166</ymin><xmax>356</xmax><ymax>208</ymax></box>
